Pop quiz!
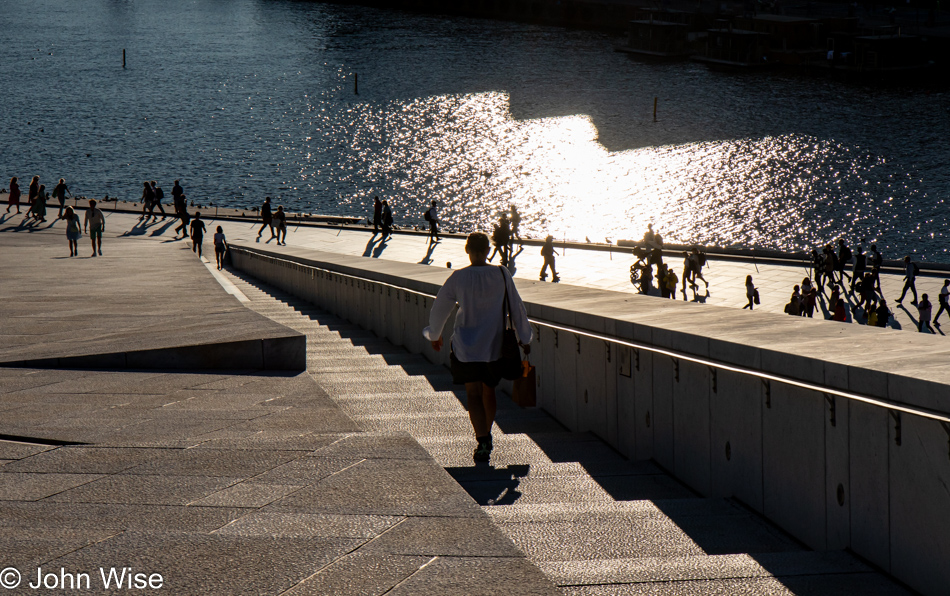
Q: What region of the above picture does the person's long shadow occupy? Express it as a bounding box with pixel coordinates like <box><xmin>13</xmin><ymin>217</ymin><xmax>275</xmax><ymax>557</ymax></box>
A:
<box><xmin>372</xmin><ymin>237</ymin><xmax>389</xmax><ymax>258</ymax></box>
<box><xmin>419</xmin><ymin>241</ymin><xmax>438</xmax><ymax>265</ymax></box>
<box><xmin>363</xmin><ymin>235</ymin><xmax>380</xmax><ymax>257</ymax></box>
<box><xmin>120</xmin><ymin>218</ymin><xmax>156</xmax><ymax>237</ymax></box>
<box><xmin>896</xmin><ymin>305</ymin><xmax>916</xmax><ymax>331</ymax></box>
<box><xmin>444</xmin><ymin>465</ymin><xmax>529</xmax><ymax>505</ymax></box>
<box><xmin>507</xmin><ymin>245</ymin><xmax>524</xmax><ymax>275</ymax></box>
<box><xmin>148</xmin><ymin>219</ymin><xmax>177</xmax><ymax>237</ymax></box>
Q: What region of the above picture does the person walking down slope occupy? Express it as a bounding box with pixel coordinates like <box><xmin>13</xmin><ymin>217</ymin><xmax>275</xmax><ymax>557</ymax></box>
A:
<box><xmin>933</xmin><ymin>280</ymin><xmax>950</xmax><ymax>327</ymax></box>
<box><xmin>190</xmin><ymin>212</ymin><xmax>207</xmax><ymax>257</ymax></box>
<box><xmin>896</xmin><ymin>255</ymin><xmax>919</xmax><ymax>306</ymax></box>
<box><xmin>423</xmin><ymin>232</ymin><xmax>532</xmax><ymax>464</ymax></box>
<box><xmin>213</xmin><ymin>226</ymin><xmax>228</xmax><ymax>270</ymax></box>
<box><xmin>539</xmin><ymin>235</ymin><xmax>559</xmax><ymax>282</ymax></box>
<box><xmin>83</xmin><ymin>199</ymin><xmax>105</xmax><ymax>257</ymax></box>
<box><xmin>6</xmin><ymin>177</ymin><xmax>20</xmax><ymax>214</ymax></box>
<box><xmin>257</xmin><ymin>197</ymin><xmax>274</xmax><ymax>241</ymax></box>
<box><xmin>64</xmin><ymin>206</ymin><xmax>81</xmax><ymax>257</ymax></box>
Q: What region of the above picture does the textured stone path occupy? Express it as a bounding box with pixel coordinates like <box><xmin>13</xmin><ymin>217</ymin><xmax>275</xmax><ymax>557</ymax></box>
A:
<box><xmin>222</xmin><ymin>268</ymin><xmax>913</xmax><ymax>595</ymax></box>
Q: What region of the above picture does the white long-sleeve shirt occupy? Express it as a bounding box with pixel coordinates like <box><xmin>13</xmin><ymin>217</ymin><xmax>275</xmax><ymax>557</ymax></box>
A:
<box><xmin>423</xmin><ymin>265</ymin><xmax>533</xmax><ymax>363</ymax></box>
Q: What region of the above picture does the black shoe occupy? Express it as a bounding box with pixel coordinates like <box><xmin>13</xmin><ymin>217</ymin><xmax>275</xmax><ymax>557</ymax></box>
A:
<box><xmin>473</xmin><ymin>443</ymin><xmax>491</xmax><ymax>463</ymax></box>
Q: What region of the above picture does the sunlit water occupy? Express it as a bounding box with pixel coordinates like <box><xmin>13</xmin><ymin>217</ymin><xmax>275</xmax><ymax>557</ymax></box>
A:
<box><xmin>2</xmin><ymin>0</ymin><xmax>949</xmax><ymax>258</ymax></box>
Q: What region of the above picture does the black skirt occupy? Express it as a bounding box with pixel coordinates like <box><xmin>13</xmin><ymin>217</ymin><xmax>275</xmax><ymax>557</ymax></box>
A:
<box><xmin>450</xmin><ymin>351</ymin><xmax>502</xmax><ymax>388</ymax></box>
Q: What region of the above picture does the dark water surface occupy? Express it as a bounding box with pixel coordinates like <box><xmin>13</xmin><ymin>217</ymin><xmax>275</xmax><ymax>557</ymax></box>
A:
<box><xmin>2</xmin><ymin>0</ymin><xmax>949</xmax><ymax>257</ymax></box>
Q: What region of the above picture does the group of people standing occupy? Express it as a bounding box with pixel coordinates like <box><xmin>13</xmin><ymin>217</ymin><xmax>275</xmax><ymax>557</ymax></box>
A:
<box><xmin>6</xmin><ymin>175</ymin><xmax>73</xmax><ymax>223</ymax></box>
<box><xmin>780</xmin><ymin>239</ymin><xmax>948</xmax><ymax>333</ymax></box>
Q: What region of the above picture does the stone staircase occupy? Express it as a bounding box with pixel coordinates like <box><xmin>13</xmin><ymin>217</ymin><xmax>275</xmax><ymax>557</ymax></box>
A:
<box><xmin>221</xmin><ymin>268</ymin><xmax>911</xmax><ymax>596</ymax></box>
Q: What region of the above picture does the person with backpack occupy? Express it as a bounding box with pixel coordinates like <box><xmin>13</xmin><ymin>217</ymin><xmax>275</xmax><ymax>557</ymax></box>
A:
<box><xmin>147</xmin><ymin>180</ymin><xmax>166</xmax><ymax>219</ymax></box>
<box><xmin>425</xmin><ymin>200</ymin><xmax>440</xmax><ymax>244</ymax></box>
<box><xmin>539</xmin><ymin>235</ymin><xmax>559</xmax><ymax>282</ymax></box>
<box><xmin>896</xmin><ymin>255</ymin><xmax>919</xmax><ymax>306</ymax></box>
<box><xmin>932</xmin><ymin>279</ymin><xmax>950</xmax><ymax>327</ymax></box>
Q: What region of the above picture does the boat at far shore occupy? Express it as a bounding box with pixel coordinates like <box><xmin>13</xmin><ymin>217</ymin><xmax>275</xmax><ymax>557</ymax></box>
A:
<box><xmin>617</xmin><ymin>10</ymin><xmax>939</xmax><ymax>79</ymax></box>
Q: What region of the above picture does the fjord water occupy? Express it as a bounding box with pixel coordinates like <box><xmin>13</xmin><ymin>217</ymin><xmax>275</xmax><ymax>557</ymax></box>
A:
<box><xmin>2</xmin><ymin>0</ymin><xmax>948</xmax><ymax>257</ymax></box>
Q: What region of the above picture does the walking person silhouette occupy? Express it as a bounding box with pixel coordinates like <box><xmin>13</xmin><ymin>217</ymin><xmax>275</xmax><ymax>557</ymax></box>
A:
<box><xmin>423</xmin><ymin>232</ymin><xmax>532</xmax><ymax>463</ymax></box>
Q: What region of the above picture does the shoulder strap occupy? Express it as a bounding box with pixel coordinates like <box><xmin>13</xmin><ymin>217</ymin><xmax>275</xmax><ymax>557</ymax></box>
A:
<box><xmin>499</xmin><ymin>266</ymin><xmax>513</xmax><ymax>330</ymax></box>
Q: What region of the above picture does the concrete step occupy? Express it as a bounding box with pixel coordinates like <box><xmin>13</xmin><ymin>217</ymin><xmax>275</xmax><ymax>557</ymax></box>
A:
<box><xmin>219</xmin><ymin>267</ymin><xmax>899</xmax><ymax>595</ymax></box>
<box><xmin>540</xmin><ymin>550</ymin><xmax>873</xmax><ymax>588</ymax></box>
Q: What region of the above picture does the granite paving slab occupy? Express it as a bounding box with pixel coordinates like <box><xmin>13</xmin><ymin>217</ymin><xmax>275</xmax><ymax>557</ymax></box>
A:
<box><xmin>46</xmin><ymin>530</ymin><xmax>365</xmax><ymax>596</ymax></box>
<box><xmin>0</xmin><ymin>472</ymin><xmax>104</xmax><ymax>501</ymax></box>
<box><xmin>280</xmin><ymin>552</ymin><xmax>432</xmax><ymax>596</ymax></box>
<box><xmin>213</xmin><ymin>511</ymin><xmax>404</xmax><ymax>539</ymax></box>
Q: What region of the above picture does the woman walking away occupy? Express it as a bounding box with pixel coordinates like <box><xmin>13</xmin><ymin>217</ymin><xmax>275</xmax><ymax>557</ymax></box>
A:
<box><xmin>6</xmin><ymin>177</ymin><xmax>20</xmax><ymax>214</ymax></box>
<box><xmin>64</xmin><ymin>206</ymin><xmax>81</xmax><ymax>256</ymax></box>
<box><xmin>423</xmin><ymin>232</ymin><xmax>533</xmax><ymax>463</ymax></box>
<box><xmin>539</xmin><ymin>235</ymin><xmax>559</xmax><ymax>282</ymax></box>
<box><xmin>190</xmin><ymin>212</ymin><xmax>206</xmax><ymax>257</ymax></box>
<box><xmin>213</xmin><ymin>226</ymin><xmax>228</xmax><ymax>270</ymax></box>
<box><xmin>743</xmin><ymin>275</ymin><xmax>756</xmax><ymax>310</ymax></box>
<box><xmin>83</xmin><ymin>199</ymin><xmax>105</xmax><ymax>257</ymax></box>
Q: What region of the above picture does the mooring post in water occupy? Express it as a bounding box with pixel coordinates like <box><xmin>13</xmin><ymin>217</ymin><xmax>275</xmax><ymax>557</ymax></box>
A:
<box><xmin>653</xmin><ymin>97</ymin><xmax>657</xmax><ymax>122</ymax></box>
<box><xmin>354</xmin><ymin>72</ymin><xmax>358</xmax><ymax>95</ymax></box>
<box><xmin>122</xmin><ymin>49</ymin><xmax>126</xmax><ymax>69</ymax></box>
